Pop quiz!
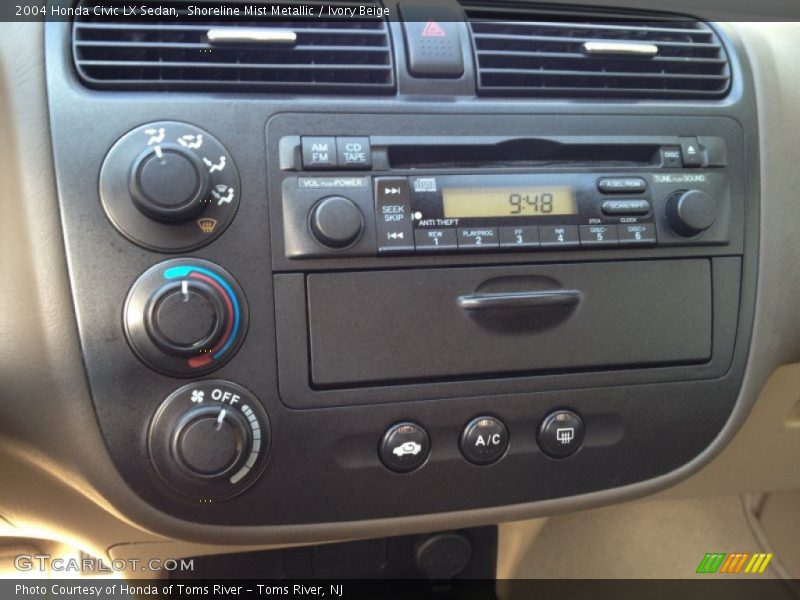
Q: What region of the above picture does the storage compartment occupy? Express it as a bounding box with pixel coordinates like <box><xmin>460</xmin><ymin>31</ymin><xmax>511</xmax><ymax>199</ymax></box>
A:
<box><xmin>306</xmin><ymin>260</ymin><xmax>712</xmax><ymax>387</ymax></box>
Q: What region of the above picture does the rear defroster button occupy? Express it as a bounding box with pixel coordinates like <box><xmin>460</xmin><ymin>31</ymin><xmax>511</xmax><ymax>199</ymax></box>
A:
<box><xmin>538</xmin><ymin>410</ymin><xmax>585</xmax><ymax>458</ymax></box>
<box><xmin>379</xmin><ymin>422</ymin><xmax>430</xmax><ymax>473</ymax></box>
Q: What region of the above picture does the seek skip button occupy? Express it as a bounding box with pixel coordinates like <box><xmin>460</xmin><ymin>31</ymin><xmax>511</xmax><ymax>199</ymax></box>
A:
<box><xmin>336</xmin><ymin>137</ymin><xmax>372</xmax><ymax>169</ymax></box>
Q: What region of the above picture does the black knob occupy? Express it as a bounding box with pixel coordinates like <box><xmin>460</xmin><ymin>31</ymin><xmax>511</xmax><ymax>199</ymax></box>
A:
<box><xmin>310</xmin><ymin>196</ymin><xmax>364</xmax><ymax>248</ymax></box>
<box><xmin>665</xmin><ymin>190</ymin><xmax>718</xmax><ymax>237</ymax></box>
<box><xmin>144</xmin><ymin>279</ymin><xmax>226</xmax><ymax>357</ymax></box>
<box><xmin>171</xmin><ymin>405</ymin><xmax>251</xmax><ymax>480</ymax></box>
<box><xmin>129</xmin><ymin>143</ymin><xmax>210</xmax><ymax>223</ymax></box>
<box><xmin>124</xmin><ymin>259</ymin><xmax>249</xmax><ymax>378</ymax></box>
<box><xmin>149</xmin><ymin>381</ymin><xmax>269</xmax><ymax>501</ymax></box>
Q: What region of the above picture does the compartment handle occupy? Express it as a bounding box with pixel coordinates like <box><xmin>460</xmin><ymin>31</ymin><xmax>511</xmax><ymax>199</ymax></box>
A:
<box><xmin>457</xmin><ymin>290</ymin><xmax>582</xmax><ymax>311</ymax></box>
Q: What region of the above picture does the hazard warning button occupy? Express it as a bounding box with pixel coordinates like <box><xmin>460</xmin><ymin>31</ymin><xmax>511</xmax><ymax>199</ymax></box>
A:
<box><xmin>400</xmin><ymin>4</ymin><xmax>464</xmax><ymax>78</ymax></box>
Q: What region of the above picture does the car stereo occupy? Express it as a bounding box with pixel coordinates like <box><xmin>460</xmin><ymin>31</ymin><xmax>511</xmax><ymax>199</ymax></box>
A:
<box><xmin>278</xmin><ymin>134</ymin><xmax>731</xmax><ymax>259</ymax></box>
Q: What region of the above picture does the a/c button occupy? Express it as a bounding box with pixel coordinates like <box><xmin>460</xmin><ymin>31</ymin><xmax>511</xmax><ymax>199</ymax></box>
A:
<box><xmin>460</xmin><ymin>416</ymin><xmax>509</xmax><ymax>465</ymax></box>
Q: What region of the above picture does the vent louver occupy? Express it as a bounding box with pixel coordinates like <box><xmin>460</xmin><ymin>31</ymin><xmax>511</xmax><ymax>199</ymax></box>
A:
<box><xmin>72</xmin><ymin>0</ymin><xmax>395</xmax><ymax>94</ymax></box>
<box><xmin>463</xmin><ymin>3</ymin><xmax>731</xmax><ymax>99</ymax></box>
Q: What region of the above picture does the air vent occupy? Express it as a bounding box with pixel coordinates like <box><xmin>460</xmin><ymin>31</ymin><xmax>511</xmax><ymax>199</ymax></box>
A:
<box><xmin>463</xmin><ymin>3</ymin><xmax>731</xmax><ymax>99</ymax></box>
<box><xmin>72</xmin><ymin>1</ymin><xmax>395</xmax><ymax>94</ymax></box>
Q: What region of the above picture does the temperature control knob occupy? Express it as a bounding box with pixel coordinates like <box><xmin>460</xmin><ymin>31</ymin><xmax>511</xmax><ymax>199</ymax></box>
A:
<box><xmin>125</xmin><ymin>259</ymin><xmax>248</xmax><ymax>377</ymax></box>
<box><xmin>149</xmin><ymin>380</ymin><xmax>270</xmax><ymax>500</ymax></box>
<box><xmin>665</xmin><ymin>190</ymin><xmax>718</xmax><ymax>237</ymax></box>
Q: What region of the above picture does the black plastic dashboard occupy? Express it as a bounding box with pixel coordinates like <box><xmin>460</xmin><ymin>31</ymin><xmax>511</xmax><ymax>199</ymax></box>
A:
<box><xmin>44</xmin><ymin>7</ymin><xmax>759</xmax><ymax>528</ymax></box>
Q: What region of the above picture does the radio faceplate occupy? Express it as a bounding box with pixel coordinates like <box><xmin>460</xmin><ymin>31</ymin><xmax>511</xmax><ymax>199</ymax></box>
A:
<box><xmin>282</xmin><ymin>169</ymin><xmax>729</xmax><ymax>259</ymax></box>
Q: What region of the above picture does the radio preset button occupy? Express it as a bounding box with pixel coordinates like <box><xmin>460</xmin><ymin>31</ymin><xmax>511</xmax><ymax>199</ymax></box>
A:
<box><xmin>597</xmin><ymin>178</ymin><xmax>647</xmax><ymax>194</ymax></box>
<box><xmin>375</xmin><ymin>177</ymin><xmax>414</xmax><ymax>254</ymax></box>
<box><xmin>499</xmin><ymin>226</ymin><xmax>540</xmax><ymax>249</ymax></box>
<box><xmin>415</xmin><ymin>228</ymin><xmax>457</xmax><ymax>252</ymax></box>
<box><xmin>301</xmin><ymin>137</ymin><xmax>337</xmax><ymax>170</ymax></box>
<box><xmin>580</xmin><ymin>225</ymin><xmax>619</xmax><ymax>246</ymax></box>
<box><xmin>336</xmin><ymin>137</ymin><xmax>372</xmax><ymax>169</ymax></box>
<box><xmin>601</xmin><ymin>199</ymin><xmax>651</xmax><ymax>216</ymax></box>
<box><xmin>619</xmin><ymin>223</ymin><xmax>657</xmax><ymax>245</ymax></box>
<box><xmin>539</xmin><ymin>225</ymin><xmax>579</xmax><ymax>248</ymax></box>
<box><xmin>457</xmin><ymin>228</ymin><xmax>499</xmax><ymax>250</ymax></box>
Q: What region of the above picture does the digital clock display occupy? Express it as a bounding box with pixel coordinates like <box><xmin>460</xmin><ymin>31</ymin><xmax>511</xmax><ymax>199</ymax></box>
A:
<box><xmin>442</xmin><ymin>186</ymin><xmax>577</xmax><ymax>218</ymax></box>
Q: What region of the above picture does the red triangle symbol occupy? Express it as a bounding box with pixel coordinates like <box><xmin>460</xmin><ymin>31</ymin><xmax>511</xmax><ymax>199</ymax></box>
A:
<box><xmin>421</xmin><ymin>20</ymin><xmax>446</xmax><ymax>37</ymax></box>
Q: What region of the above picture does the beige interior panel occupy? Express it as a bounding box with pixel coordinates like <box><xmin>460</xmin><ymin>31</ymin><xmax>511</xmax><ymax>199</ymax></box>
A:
<box><xmin>512</xmin><ymin>495</ymin><xmax>782</xmax><ymax>579</ymax></box>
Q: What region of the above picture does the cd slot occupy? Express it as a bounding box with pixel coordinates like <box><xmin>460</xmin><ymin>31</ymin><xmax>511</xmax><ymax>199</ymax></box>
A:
<box><xmin>387</xmin><ymin>138</ymin><xmax>660</xmax><ymax>170</ymax></box>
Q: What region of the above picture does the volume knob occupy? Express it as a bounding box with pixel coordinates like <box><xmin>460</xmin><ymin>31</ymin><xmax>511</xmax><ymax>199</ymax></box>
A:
<box><xmin>665</xmin><ymin>190</ymin><xmax>718</xmax><ymax>237</ymax></box>
<box><xmin>310</xmin><ymin>196</ymin><xmax>364</xmax><ymax>248</ymax></box>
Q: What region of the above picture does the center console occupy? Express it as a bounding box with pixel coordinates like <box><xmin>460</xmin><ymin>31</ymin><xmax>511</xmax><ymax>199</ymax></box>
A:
<box><xmin>44</xmin><ymin>10</ymin><xmax>759</xmax><ymax>534</ymax></box>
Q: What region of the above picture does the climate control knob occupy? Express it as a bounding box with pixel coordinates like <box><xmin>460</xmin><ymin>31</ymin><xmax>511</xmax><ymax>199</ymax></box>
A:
<box><xmin>145</xmin><ymin>278</ymin><xmax>226</xmax><ymax>357</ymax></box>
<box><xmin>665</xmin><ymin>189</ymin><xmax>718</xmax><ymax>237</ymax></box>
<box><xmin>310</xmin><ymin>195</ymin><xmax>364</xmax><ymax>248</ymax></box>
<box><xmin>149</xmin><ymin>380</ymin><xmax>270</xmax><ymax>500</ymax></box>
<box><xmin>100</xmin><ymin>121</ymin><xmax>240</xmax><ymax>252</ymax></box>
<box><xmin>172</xmin><ymin>404</ymin><xmax>250</xmax><ymax>480</ymax></box>
<box><xmin>129</xmin><ymin>143</ymin><xmax>210</xmax><ymax>223</ymax></box>
<box><xmin>125</xmin><ymin>259</ymin><xmax>248</xmax><ymax>377</ymax></box>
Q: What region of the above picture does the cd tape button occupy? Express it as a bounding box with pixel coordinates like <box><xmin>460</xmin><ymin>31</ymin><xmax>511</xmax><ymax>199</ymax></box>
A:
<box><xmin>601</xmin><ymin>199</ymin><xmax>651</xmax><ymax>216</ymax></box>
<box><xmin>457</xmin><ymin>228</ymin><xmax>499</xmax><ymax>250</ymax></box>
<box><xmin>579</xmin><ymin>225</ymin><xmax>619</xmax><ymax>247</ymax></box>
<box><xmin>415</xmin><ymin>228</ymin><xmax>457</xmax><ymax>252</ymax></box>
<box><xmin>375</xmin><ymin>177</ymin><xmax>414</xmax><ymax>254</ymax></box>
<box><xmin>619</xmin><ymin>223</ymin><xmax>657</xmax><ymax>245</ymax></box>
<box><xmin>539</xmin><ymin>225</ymin><xmax>579</xmax><ymax>248</ymax></box>
<box><xmin>336</xmin><ymin>137</ymin><xmax>372</xmax><ymax>169</ymax></box>
<box><xmin>499</xmin><ymin>226</ymin><xmax>540</xmax><ymax>249</ymax></box>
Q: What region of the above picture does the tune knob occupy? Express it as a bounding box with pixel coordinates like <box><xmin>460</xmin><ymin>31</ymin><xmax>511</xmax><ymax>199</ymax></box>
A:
<box><xmin>665</xmin><ymin>189</ymin><xmax>718</xmax><ymax>237</ymax></box>
<box><xmin>149</xmin><ymin>381</ymin><xmax>270</xmax><ymax>500</ymax></box>
<box><xmin>129</xmin><ymin>144</ymin><xmax>210</xmax><ymax>223</ymax></box>
<box><xmin>125</xmin><ymin>259</ymin><xmax>248</xmax><ymax>377</ymax></box>
<box><xmin>310</xmin><ymin>196</ymin><xmax>364</xmax><ymax>248</ymax></box>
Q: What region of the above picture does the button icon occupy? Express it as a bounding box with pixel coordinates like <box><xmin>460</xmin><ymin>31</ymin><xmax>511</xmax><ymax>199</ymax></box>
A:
<box><xmin>379</xmin><ymin>422</ymin><xmax>430</xmax><ymax>473</ymax></box>
<box><xmin>556</xmin><ymin>428</ymin><xmax>574</xmax><ymax>444</ymax></box>
<box><xmin>197</xmin><ymin>218</ymin><xmax>218</xmax><ymax>233</ymax></box>
<box><xmin>421</xmin><ymin>20</ymin><xmax>446</xmax><ymax>37</ymax></box>
<box><xmin>460</xmin><ymin>416</ymin><xmax>509</xmax><ymax>465</ymax></box>
<box><xmin>392</xmin><ymin>441</ymin><xmax>422</xmax><ymax>457</ymax></box>
<box><xmin>538</xmin><ymin>410</ymin><xmax>585</xmax><ymax>458</ymax></box>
